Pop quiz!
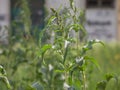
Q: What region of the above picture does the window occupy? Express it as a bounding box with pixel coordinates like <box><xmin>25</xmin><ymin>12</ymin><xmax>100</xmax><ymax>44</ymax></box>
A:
<box><xmin>101</xmin><ymin>0</ymin><xmax>114</xmax><ymax>8</ymax></box>
<box><xmin>86</xmin><ymin>0</ymin><xmax>98</xmax><ymax>8</ymax></box>
<box><xmin>86</xmin><ymin>0</ymin><xmax>114</xmax><ymax>8</ymax></box>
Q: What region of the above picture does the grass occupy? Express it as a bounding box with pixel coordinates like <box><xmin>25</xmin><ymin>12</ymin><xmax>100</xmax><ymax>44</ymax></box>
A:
<box><xmin>87</xmin><ymin>43</ymin><xmax>120</xmax><ymax>90</ymax></box>
<box><xmin>0</xmin><ymin>43</ymin><xmax>120</xmax><ymax>90</ymax></box>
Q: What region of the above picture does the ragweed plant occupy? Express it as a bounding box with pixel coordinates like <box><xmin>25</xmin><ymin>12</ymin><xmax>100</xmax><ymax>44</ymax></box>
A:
<box><xmin>36</xmin><ymin>0</ymin><xmax>104</xmax><ymax>90</ymax></box>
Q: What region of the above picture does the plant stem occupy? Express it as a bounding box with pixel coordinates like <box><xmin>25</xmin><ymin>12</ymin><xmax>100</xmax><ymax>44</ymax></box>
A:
<box><xmin>76</xmin><ymin>32</ymin><xmax>79</xmax><ymax>54</ymax></box>
<box><xmin>82</xmin><ymin>71</ymin><xmax>86</xmax><ymax>90</ymax></box>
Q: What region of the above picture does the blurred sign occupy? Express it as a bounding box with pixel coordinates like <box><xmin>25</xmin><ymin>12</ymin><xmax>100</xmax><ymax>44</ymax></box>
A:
<box><xmin>85</xmin><ymin>9</ymin><xmax>116</xmax><ymax>41</ymax></box>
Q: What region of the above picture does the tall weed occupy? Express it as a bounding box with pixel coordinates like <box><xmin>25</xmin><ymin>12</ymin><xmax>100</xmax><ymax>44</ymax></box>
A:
<box><xmin>1</xmin><ymin>0</ymin><xmax>120</xmax><ymax>90</ymax></box>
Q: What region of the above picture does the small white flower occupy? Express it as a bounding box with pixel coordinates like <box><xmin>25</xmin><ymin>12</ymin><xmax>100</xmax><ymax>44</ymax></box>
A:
<box><xmin>48</xmin><ymin>64</ymin><xmax>53</xmax><ymax>71</ymax></box>
<box><xmin>76</xmin><ymin>57</ymin><xmax>84</xmax><ymax>63</ymax></box>
<box><xmin>52</xmin><ymin>45</ymin><xmax>55</xmax><ymax>49</ymax></box>
<box><xmin>83</xmin><ymin>45</ymin><xmax>87</xmax><ymax>49</ymax></box>
<box><xmin>57</xmin><ymin>50</ymin><xmax>61</xmax><ymax>53</ymax></box>
<box><xmin>95</xmin><ymin>39</ymin><xmax>100</xmax><ymax>42</ymax></box>
<box><xmin>0</xmin><ymin>65</ymin><xmax>3</xmax><ymax>69</ymax></box>
<box><xmin>64</xmin><ymin>82</ymin><xmax>70</xmax><ymax>89</ymax></box>
<box><xmin>64</xmin><ymin>40</ymin><xmax>70</xmax><ymax>48</ymax></box>
<box><xmin>61</xmin><ymin>75</ymin><xmax>65</xmax><ymax>80</ymax></box>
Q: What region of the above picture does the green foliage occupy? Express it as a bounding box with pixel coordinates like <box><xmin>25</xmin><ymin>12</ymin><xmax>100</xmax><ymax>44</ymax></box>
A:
<box><xmin>0</xmin><ymin>0</ymin><xmax>120</xmax><ymax>90</ymax></box>
<box><xmin>0</xmin><ymin>65</ymin><xmax>11</xmax><ymax>89</ymax></box>
<box><xmin>20</xmin><ymin>0</ymin><xmax>31</xmax><ymax>36</ymax></box>
<box><xmin>35</xmin><ymin>0</ymin><xmax>103</xmax><ymax>90</ymax></box>
<box><xmin>87</xmin><ymin>43</ymin><xmax>120</xmax><ymax>90</ymax></box>
<box><xmin>96</xmin><ymin>73</ymin><xmax>120</xmax><ymax>90</ymax></box>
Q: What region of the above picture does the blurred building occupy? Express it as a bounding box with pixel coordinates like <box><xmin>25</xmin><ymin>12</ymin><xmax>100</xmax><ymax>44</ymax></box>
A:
<box><xmin>46</xmin><ymin>0</ymin><xmax>119</xmax><ymax>42</ymax></box>
<box><xmin>0</xmin><ymin>0</ymin><xmax>120</xmax><ymax>44</ymax></box>
<box><xmin>0</xmin><ymin>0</ymin><xmax>45</xmax><ymax>44</ymax></box>
<box><xmin>85</xmin><ymin>0</ymin><xmax>117</xmax><ymax>41</ymax></box>
<box><xmin>0</xmin><ymin>0</ymin><xmax>10</xmax><ymax>44</ymax></box>
<box><xmin>11</xmin><ymin>0</ymin><xmax>45</xmax><ymax>36</ymax></box>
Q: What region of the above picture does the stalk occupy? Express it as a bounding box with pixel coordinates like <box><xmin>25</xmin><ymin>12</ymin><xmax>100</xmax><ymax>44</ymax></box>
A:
<box><xmin>76</xmin><ymin>31</ymin><xmax>79</xmax><ymax>54</ymax></box>
<box><xmin>82</xmin><ymin>71</ymin><xmax>86</xmax><ymax>90</ymax></box>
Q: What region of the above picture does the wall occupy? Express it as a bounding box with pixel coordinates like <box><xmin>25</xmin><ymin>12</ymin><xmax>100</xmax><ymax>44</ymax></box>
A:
<box><xmin>85</xmin><ymin>0</ymin><xmax>117</xmax><ymax>42</ymax></box>
<box><xmin>0</xmin><ymin>0</ymin><xmax>10</xmax><ymax>44</ymax></box>
<box><xmin>117</xmin><ymin>0</ymin><xmax>120</xmax><ymax>40</ymax></box>
<box><xmin>45</xmin><ymin>0</ymin><xmax>118</xmax><ymax>42</ymax></box>
<box><xmin>45</xmin><ymin>0</ymin><xmax>86</xmax><ymax>43</ymax></box>
<box><xmin>45</xmin><ymin>0</ymin><xmax>85</xmax><ymax>11</ymax></box>
<box><xmin>85</xmin><ymin>9</ymin><xmax>117</xmax><ymax>42</ymax></box>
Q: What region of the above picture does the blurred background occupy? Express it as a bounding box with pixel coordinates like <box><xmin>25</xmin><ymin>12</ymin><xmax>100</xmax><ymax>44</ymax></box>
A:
<box><xmin>0</xmin><ymin>0</ymin><xmax>120</xmax><ymax>44</ymax></box>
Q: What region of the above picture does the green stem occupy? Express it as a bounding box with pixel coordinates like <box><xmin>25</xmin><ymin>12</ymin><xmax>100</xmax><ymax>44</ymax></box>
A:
<box><xmin>76</xmin><ymin>32</ymin><xmax>79</xmax><ymax>54</ymax></box>
<box><xmin>82</xmin><ymin>71</ymin><xmax>86</xmax><ymax>90</ymax></box>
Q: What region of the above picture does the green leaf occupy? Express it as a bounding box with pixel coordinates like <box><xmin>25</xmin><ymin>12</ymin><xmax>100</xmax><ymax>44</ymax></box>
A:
<box><xmin>96</xmin><ymin>80</ymin><xmax>107</xmax><ymax>90</ymax></box>
<box><xmin>72</xmin><ymin>24</ymin><xmax>80</xmax><ymax>32</ymax></box>
<box><xmin>68</xmin><ymin>70</ymin><xmax>74</xmax><ymax>85</ymax></box>
<box><xmin>71</xmin><ymin>24</ymin><xmax>86</xmax><ymax>33</ymax></box>
<box><xmin>41</xmin><ymin>44</ymin><xmax>52</xmax><ymax>54</ymax></box>
<box><xmin>59</xmin><ymin>63</ymin><xmax>65</xmax><ymax>69</ymax></box>
<box><xmin>25</xmin><ymin>85</ymin><xmax>35</xmax><ymax>90</ymax></box>
<box><xmin>63</xmin><ymin>42</ymin><xmax>69</xmax><ymax>64</ymax></box>
<box><xmin>50</xmin><ymin>8</ymin><xmax>56</xmax><ymax>13</ymax></box>
<box><xmin>47</xmin><ymin>16</ymin><xmax>56</xmax><ymax>25</ymax></box>
<box><xmin>84</xmin><ymin>56</ymin><xmax>101</xmax><ymax>70</ymax></box>
<box><xmin>0</xmin><ymin>65</ymin><xmax>12</xmax><ymax>89</ymax></box>
<box><xmin>81</xmin><ymin>39</ymin><xmax>104</xmax><ymax>55</ymax></box>
<box><xmin>91</xmin><ymin>39</ymin><xmax>104</xmax><ymax>46</ymax></box>
<box><xmin>0</xmin><ymin>76</ymin><xmax>12</xmax><ymax>89</ymax></box>
<box><xmin>50</xmin><ymin>8</ymin><xmax>58</xmax><ymax>16</ymax></box>
<box><xmin>55</xmin><ymin>70</ymin><xmax>65</xmax><ymax>73</ymax></box>
<box><xmin>105</xmin><ymin>73</ymin><xmax>114</xmax><ymax>82</ymax></box>
<box><xmin>0</xmin><ymin>65</ymin><xmax>6</xmax><ymax>76</ymax></box>
<box><xmin>69</xmin><ymin>0</ymin><xmax>74</xmax><ymax>10</ymax></box>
